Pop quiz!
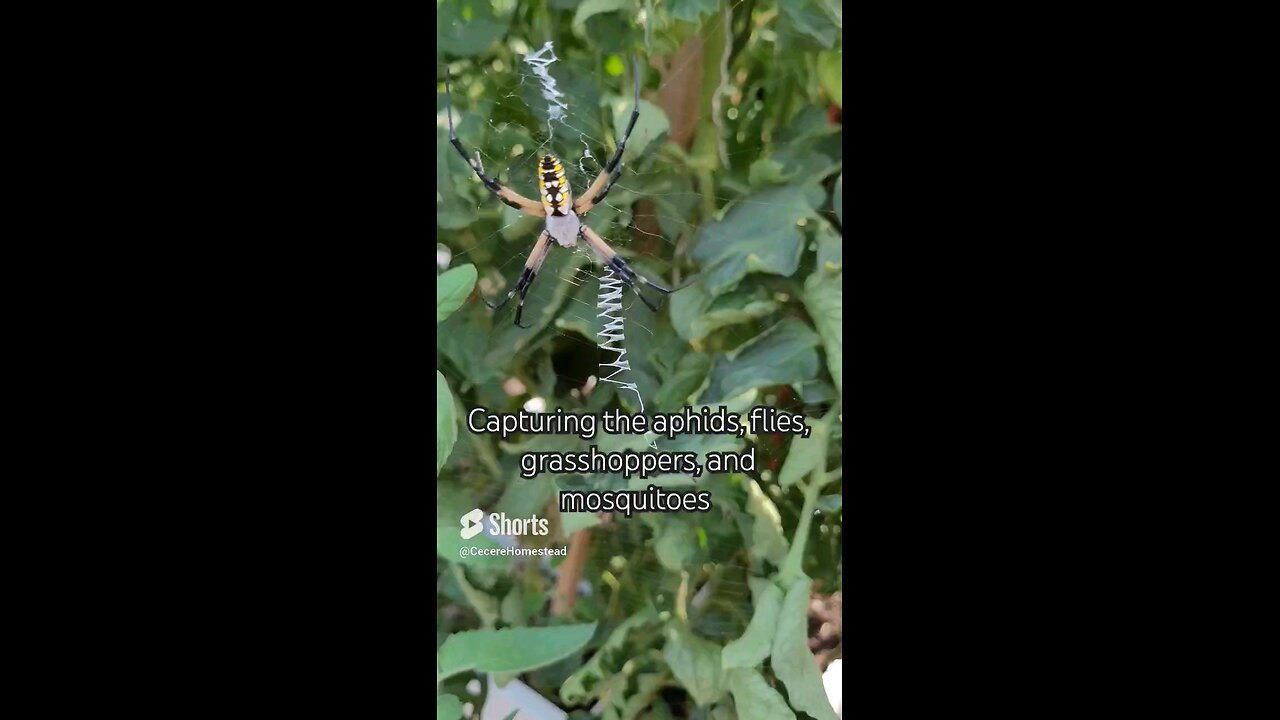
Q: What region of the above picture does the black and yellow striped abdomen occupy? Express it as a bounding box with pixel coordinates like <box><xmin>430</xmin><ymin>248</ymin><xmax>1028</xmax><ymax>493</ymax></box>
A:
<box><xmin>537</xmin><ymin>154</ymin><xmax>571</xmax><ymax>216</ymax></box>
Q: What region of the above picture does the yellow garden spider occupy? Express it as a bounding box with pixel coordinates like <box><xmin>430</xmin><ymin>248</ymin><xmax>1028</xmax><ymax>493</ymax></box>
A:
<box><xmin>444</xmin><ymin>64</ymin><xmax>673</xmax><ymax>328</ymax></box>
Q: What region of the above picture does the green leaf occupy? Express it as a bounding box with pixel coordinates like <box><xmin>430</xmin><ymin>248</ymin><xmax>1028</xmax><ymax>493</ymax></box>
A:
<box><xmin>495</xmin><ymin>476</ymin><xmax>557</xmax><ymax>519</ymax></box>
<box><xmin>573</xmin><ymin>0</ymin><xmax>630</xmax><ymax>36</ymax></box>
<box><xmin>668</xmin><ymin>0</ymin><xmax>719</xmax><ymax>23</ymax></box>
<box><xmin>725</xmin><ymin>668</ymin><xmax>796</xmax><ymax>720</ymax></box>
<box><xmin>778</xmin><ymin>426</ymin><xmax>826</xmax><ymax>487</ymax></box>
<box><xmin>815</xmin><ymin>220</ymin><xmax>842</xmax><ymax>271</ymax></box>
<box><xmin>699</xmin><ymin>292</ymin><xmax>780</xmax><ymax>341</ymax></box>
<box><xmin>449</xmin><ymin>563</ymin><xmax>500</xmax><ymax>628</ymax></box>
<box><xmin>817</xmin><ymin>52</ymin><xmax>842</xmax><ymax>108</ymax></box>
<box><xmin>772</xmin><ymin>579</ymin><xmax>839</xmax><ymax>720</ymax></box>
<box><xmin>610</xmin><ymin>97</ymin><xmax>669</xmax><ymax>162</ymax></box>
<box><xmin>654</xmin><ymin>520</ymin><xmax>696</xmax><ymax>572</ymax></box>
<box><xmin>833</xmin><ymin>174</ymin><xmax>842</xmax><ymax>224</ymax></box>
<box><xmin>780</xmin><ymin>0</ymin><xmax>838</xmax><ymax>49</ymax></box>
<box><xmin>722</xmin><ymin>581</ymin><xmax>784</xmax><ymax>669</ymax></box>
<box><xmin>668</xmin><ymin>281</ymin><xmax>708</xmax><ymax>342</ymax></box>
<box><xmin>748</xmin><ymin>158</ymin><xmax>789</xmax><ymax>188</ymax></box>
<box><xmin>560</xmin><ymin>511</ymin><xmax>602</xmax><ymax>534</ymax></box>
<box><xmin>743</xmin><ymin>480</ymin><xmax>788</xmax><ymax>565</ymax></box>
<box><xmin>436</xmin><ymin>694</ymin><xmax>464</xmax><ymax>720</ymax></box>
<box><xmin>438</xmin><ymin>264</ymin><xmax>477</xmax><ymax>323</ymax></box>
<box><xmin>663</xmin><ymin>626</ymin><xmax>726</xmax><ymax>707</ymax></box>
<box><xmin>672</xmin><ymin>282</ymin><xmax>781</xmax><ymax>343</ymax></box>
<box><xmin>437</xmin><ymin>371</ymin><xmax>457</xmax><ymax>475</ymax></box>
<box><xmin>655</xmin><ymin>352</ymin><xmax>712</xmax><ymax>409</ymax></box>
<box><xmin>820</xmin><ymin>0</ymin><xmax>842</xmax><ymax>28</ymax></box>
<box><xmin>795</xmin><ymin>380</ymin><xmax>837</xmax><ymax>404</ymax></box>
<box><xmin>438</xmin><ymin>0</ymin><xmax>511</xmax><ymax>57</ymax></box>
<box><xmin>500</xmin><ymin>585</ymin><xmax>526</xmax><ymax>627</ymax></box>
<box><xmin>804</xmin><ymin>264</ymin><xmax>843</xmax><ymax>397</ymax></box>
<box><xmin>561</xmin><ymin>609</ymin><xmax>659</xmax><ymax>705</ymax></box>
<box><xmin>438</xmin><ymin>623</ymin><xmax>598</xmax><ymax>677</ymax></box>
<box><xmin>692</xmin><ymin>187</ymin><xmax>817</xmax><ymax>296</ymax></box>
<box><xmin>704</xmin><ymin>319</ymin><xmax>820</xmax><ymax>402</ymax></box>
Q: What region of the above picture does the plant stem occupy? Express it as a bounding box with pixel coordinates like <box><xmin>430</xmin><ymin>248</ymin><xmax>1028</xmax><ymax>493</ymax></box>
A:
<box><xmin>780</xmin><ymin>472</ymin><xmax>824</xmax><ymax>585</ymax></box>
<box><xmin>779</xmin><ymin>404</ymin><xmax>840</xmax><ymax>584</ymax></box>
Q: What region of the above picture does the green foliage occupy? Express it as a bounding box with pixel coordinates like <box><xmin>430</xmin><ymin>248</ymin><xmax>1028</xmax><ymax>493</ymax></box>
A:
<box><xmin>437</xmin><ymin>264</ymin><xmax>477</xmax><ymax>324</ymax></box>
<box><xmin>691</xmin><ymin>186</ymin><xmax>818</xmax><ymax>297</ymax></box>
<box><xmin>721</xmin><ymin>580</ymin><xmax>782</xmax><ymax>669</ymax></box>
<box><xmin>438</xmin><ymin>623</ymin><xmax>599</xmax><ymax>678</ymax></box>
<box><xmin>436</xmin><ymin>371</ymin><xmax>457</xmax><ymax>476</ymax></box>
<box><xmin>438</xmin><ymin>0</ymin><xmax>841</xmax><ymax>716</ymax></box>
<box><xmin>663</xmin><ymin>625</ymin><xmax>726</xmax><ymax>707</ymax></box>
<box><xmin>772</xmin><ymin>579</ymin><xmax>839</xmax><ymax>720</ymax></box>
<box><xmin>818</xmin><ymin>52</ymin><xmax>843</xmax><ymax>108</ymax></box>
<box><xmin>436</xmin><ymin>693</ymin><xmax>464</xmax><ymax>720</ymax></box>
<box><xmin>726</xmin><ymin>668</ymin><xmax>795</xmax><ymax>720</ymax></box>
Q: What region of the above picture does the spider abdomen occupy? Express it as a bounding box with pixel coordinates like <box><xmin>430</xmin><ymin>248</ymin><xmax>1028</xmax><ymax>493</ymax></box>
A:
<box><xmin>537</xmin><ymin>154</ymin><xmax>573</xmax><ymax>218</ymax></box>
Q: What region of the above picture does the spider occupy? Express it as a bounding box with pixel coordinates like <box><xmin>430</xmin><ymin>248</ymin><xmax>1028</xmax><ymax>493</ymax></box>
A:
<box><xmin>444</xmin><ymin>63</ymin><xmax>674</xmax><ymax>328</ymax></box>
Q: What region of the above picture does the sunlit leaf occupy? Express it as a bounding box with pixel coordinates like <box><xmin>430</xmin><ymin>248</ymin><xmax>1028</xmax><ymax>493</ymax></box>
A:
<box><xmin>817</xmin><ymin>52</ymin><xmax>842</xmax><ymax>108</ymax></box>
<box><xmin>437</xmin><ymin>371</ymin><xmax>457</xmax><ymax>476</ymax></box>
<box><xmin>654</xmin><ymin>519</ymin><xmax>696</xmax><ymax>571</ymax></box>
<box><xmin>804</xmin><ymin>262</ymin><xmax>842</xmax><ymax>397</ymax></box>
<box><xmin>438</xmin><ymin>264</ymin><xmax>478</xmax><ymax>323</ymax></box>
<box><xmin>438</xmin><ymin>623</ymin><xmax>598</xmax><ymax>677</ymax></box>
<box><xmin>692</xmin><ymin>187</ymin><xmax>817</xmax><ymax>296</ymax></box>
<box><xmin>436</xmin><ymin>694</ymin><xmax>464</xmax><ymax>720</ymax></box>
<box><xmin>748</xmin><ymin>158</ymin><xmax>790</xmax><ymax>187</ymax></box>
<box><xmin>780</xmin><ymin>0</ymin><xmax>838</xmax><ymax>49</ymax></box>
<box><xmin>703</xmin><ymin>319</ymin><xmax>820</xmax><ymax>401</ymax></box>
<box><xmin>778</xmin><ymin>425</ymin><xmax>825</xmax><ymax>487</ymax></box>
<box><xmin>663</xmin><ymin>626</ymin><xmax>726</xmax><ymax>707</ymax></box>
<box><xmin>744</xmin><ymin>480</ymin><xmax>788</xmax><ymax>565</ymax></box>
<box><xmin>610</xmin><ymin>97</ymin><xmax>670</xmax><ymax>162</ymax></box>
<box><xmin>722</xmin><ymin>581</ymin><xmax>784</xmax><ymax>669</ymax></box>
<box><xmin>772</xmin><ymin>579</ymin><xmax>839</xmax><ymax>720</ymax></box>
<box><xmin>726</xmin><ymin>668</ymin><xmax>795</xmax><ymax>720</ymax></box>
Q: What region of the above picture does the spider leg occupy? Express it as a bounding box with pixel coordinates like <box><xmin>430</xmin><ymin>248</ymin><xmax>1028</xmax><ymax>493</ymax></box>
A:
<box><xmin>575</xmin><ymin>60</ymin><xmax>641</xmax><ymax>215</ymax></box>
<box><xmin>444</xmin><ymin>68</ymin><xmax>545</xmax><ymax>217</ymax></box>
<box><xmin>587</xmin><ymin>165</ymin><xmax>625</xmax><ymax>209</ymax></box>
<box><xmin>487</xmin><ymin>232</ymin><xmax>553</xmax><ymax>328</ymax></box>
<box><xmin>579</xmin><ymin>225</ymin><xmax>673</xmax><ymax>312</ymax></box>
<box><xmin>628</xmin><ymin>279</ymin><xmax>661</xmax><ymax>311</ymax></box>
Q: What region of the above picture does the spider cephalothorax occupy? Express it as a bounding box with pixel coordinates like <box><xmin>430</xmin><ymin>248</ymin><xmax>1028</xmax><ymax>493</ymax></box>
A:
<box><xmin>444</xmin><ymin>62</ymin><xmax>671</xmax><ymax>328</ymax></box>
